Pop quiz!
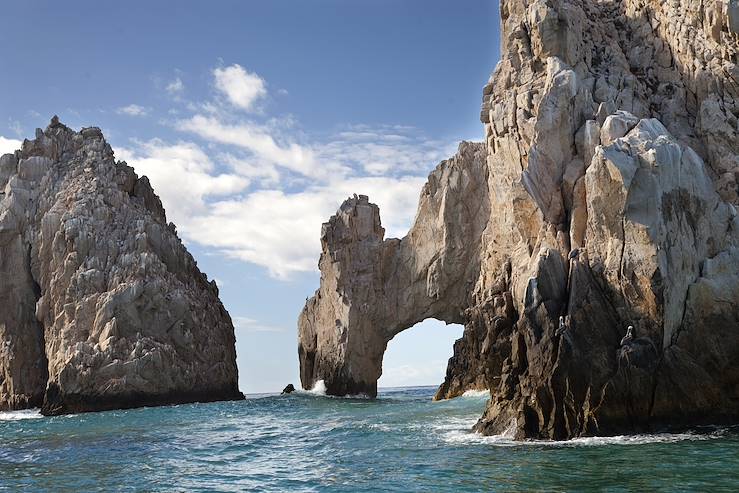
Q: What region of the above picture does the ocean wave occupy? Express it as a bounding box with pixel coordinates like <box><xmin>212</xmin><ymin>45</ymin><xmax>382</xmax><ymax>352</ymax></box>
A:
<box><xmin>295</xmin><ymin>380</ymin><xmax>371</xmax><ymax>399</ymax></box>
<box><xmin>307</xmin><ymin>380</ymin><xmax>327</xmax><ymax>396</ymax></box>
<box><xmin>443</xmin><ymin>428</ymin><xmax>730</xmax><ymax>447</ymax></box>
<box><xmin>0</xmin><ymin>409</ymin><xmax>43</xmax><ymax>421</ymax></box>
<box><xmin>461</xmin><ymin>389</ymin><xmax>490</xmax><ymax>398</ymax></box>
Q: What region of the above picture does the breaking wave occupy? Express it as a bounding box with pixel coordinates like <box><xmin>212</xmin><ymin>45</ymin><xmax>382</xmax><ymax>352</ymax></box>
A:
<box><xmin>0</xmin><ymin>409</ymin><xmax>42</xmax><ymax>421</ymax></box>
<box><xmin>307</xmin><ymin>380</ymin><xmax>327</xmax><ymax>396</ymax></box>
<box><xmin>461</xmin><ymin>389</ymin><xmax>490</xmax><ymax>398</ymax></box>
<box><xmin>293</xmin><ymin>380</ymin><xmax>372</xmax><ymax>399</ymax></box>
<box><xmin>443</xmin><ymin>428</ymin><xmax>731</xmax><ymax>447</ymax></box>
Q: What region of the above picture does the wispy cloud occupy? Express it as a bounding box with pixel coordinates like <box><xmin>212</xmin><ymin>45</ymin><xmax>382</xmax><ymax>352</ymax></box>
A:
<box><xmin>166</xmin><ymin>77</ymin><xmax>185</xmax><ymax>97</ymax></box>
<box><xmin>232</xmin><ymin>316</ymin><xmax>285</xmax><ymax>332</ymax></box>
<box><xmin>118</xmin><ymin>62</ymin><xmax>460</xmax><ymax>279</ymax></box>
<box><xmin>177</xmin><ymin>176</ymin><xmax>427</xmax><ymax>278</ymax></box>
<box><xmin>8</xmin><ymin>119</ymin><xmax>23</xmax><ymax>137</ymax></box>
<box><xmin>117</xmin><ymin>104</ymin><xmax>149</xmax><ymax>117</ymax></box>
<box><xmin>177</xmin><ymin>114</ymin><xmax>337</xmax><ymax>179</ymax></box>
<box><xmin>379</xmin><ymin>360</ymin><xmax>449</xmax><ymax>388</ymax></box>
<box><xmin>115</xmin><ymin>139</ymin><xmax>249</xmax><ymax>223</ymax></box>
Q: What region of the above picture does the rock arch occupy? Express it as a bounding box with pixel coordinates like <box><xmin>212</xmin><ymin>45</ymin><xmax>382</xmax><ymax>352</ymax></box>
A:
<box><xmin>299</xmin><ymin>0</ymin><xmax>739</xmax><ymax>440</ymax></box>
<box><xmin>298</xmin><ymin>142</ymin><xmax>489</xmax><ymax>397</ymax></box>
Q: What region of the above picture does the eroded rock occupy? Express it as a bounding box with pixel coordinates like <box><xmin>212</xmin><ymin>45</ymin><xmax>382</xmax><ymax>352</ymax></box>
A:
<box><xmin>0</xmin><ymin>119</ymin><xmax>243</xmax><ymax>415</ymax></box>
<box><xmin>299</xmin><ymin>0</ymin><xmax>739</xmax><ymax>439</ymax></box>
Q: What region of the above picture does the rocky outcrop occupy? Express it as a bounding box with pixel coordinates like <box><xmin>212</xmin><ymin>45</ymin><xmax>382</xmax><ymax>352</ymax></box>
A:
<box><xmin>299</xmin><ymin>142</ymin><xmax>489</xmax><ymax>397</ymax></box>
<box><xmin>0</xmin><ymin>118</ymin><xmax>243</xmax><ymax>415</ymax></box>
<box><xmin>299</xmin><ymin>0</ymin><xmax>739</xmax><ymax>439</ymax></box>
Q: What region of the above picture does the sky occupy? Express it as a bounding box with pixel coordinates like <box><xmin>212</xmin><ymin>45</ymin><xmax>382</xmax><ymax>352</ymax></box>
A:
<box><xmin>0</xmin><ymin>1</ymin><xmax>500</xmax><ymax>393</ymax></box>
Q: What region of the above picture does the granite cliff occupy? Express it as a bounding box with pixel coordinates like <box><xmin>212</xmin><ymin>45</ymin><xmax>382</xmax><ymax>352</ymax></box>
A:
<box><xmin>0</xmin><ymin>118</ymin><xmax>243</xmax><ymax>415</ymax></box>
<box><xmin>299</xmin><ymin>0</ymin><xmax>739</xmax><ymax>439</ymax></box>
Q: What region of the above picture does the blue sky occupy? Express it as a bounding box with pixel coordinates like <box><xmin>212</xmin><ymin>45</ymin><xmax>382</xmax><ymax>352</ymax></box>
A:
<box><xmin>0</xmin><ymin>1</ymin><xmax>500</xmax><ymax>393</ymax></box>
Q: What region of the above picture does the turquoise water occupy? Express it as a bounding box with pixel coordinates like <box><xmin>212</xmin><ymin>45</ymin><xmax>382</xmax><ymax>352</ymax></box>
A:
<box><xmin>1</xmin><ymin>386</ymin><xmax>738</xmax><ymax>492</ymax></box>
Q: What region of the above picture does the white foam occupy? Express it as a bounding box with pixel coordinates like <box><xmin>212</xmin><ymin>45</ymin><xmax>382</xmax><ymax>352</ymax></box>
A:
<box><xmin>294</xmin><ymin>380</ymin><xmax>372</xmax><ymax>399</ymax></box>
<box><xmin>0</xmin><ymin>409</ymin><xmax>42</xmax><ymax>421</ymax></box>
<box><xmin>368</xmin><ymin>423</ymin><xmax>393</xmax><ymax>432</ymax></box>
<box><xmin>443</xmin><ymin>428</ymin><xmax>728</xmax><ymax>447</ymax></box>
<box><xmin>461</xmin><ymin>389</ymin><xmax>490</xmax><ymax>398</ymax></box>
<box><xmin>307</xmin><ymin>380</ymin><xmax>327</xmax><ymax>396</ymax></box>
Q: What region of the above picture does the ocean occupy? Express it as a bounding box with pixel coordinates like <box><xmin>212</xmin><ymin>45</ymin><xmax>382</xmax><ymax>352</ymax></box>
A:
<box><xmin>1</xmin><ymin>386</ymin><xmax>737</xmax><ymax>492</ymax></box>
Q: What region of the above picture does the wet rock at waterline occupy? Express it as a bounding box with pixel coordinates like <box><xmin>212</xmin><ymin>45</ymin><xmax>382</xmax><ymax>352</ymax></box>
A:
<box><xmin>299</xmin><ymin>0</ymin><xmax>739</xmax><ymax>439</ymax></box>
<box><xmin>0</xmin><ymin>118</ymin><xmax>243</xmax><ymax>415</ymax></box>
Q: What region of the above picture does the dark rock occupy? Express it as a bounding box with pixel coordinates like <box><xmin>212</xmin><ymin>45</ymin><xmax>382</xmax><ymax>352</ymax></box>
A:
<box><xmin>298</xmin><ymin>0</ymin><xmax>739</xmax><ymax>440</ymax></box>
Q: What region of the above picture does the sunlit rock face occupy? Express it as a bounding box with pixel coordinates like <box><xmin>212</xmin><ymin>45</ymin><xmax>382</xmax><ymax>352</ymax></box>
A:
<box><xmin>299</xmin><ymin>0</ymin><xmax>739</xmax><ymax>439</ymax></box>
<box><xmin>0</xmin><ymin>119</ymin><xmax>243</xmax><ymax>415</ymax></box>
<box><xmin>298</xmin><ymin>142</ymin><xmax>489</xmax><ymax>397</ymax></box>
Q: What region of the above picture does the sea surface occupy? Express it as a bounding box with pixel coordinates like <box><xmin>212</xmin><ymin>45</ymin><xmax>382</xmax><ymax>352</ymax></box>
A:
<box><xmin>1</xmin><ymin>385</ymin><xmax>738</xmax><ymax>492</ymax></box>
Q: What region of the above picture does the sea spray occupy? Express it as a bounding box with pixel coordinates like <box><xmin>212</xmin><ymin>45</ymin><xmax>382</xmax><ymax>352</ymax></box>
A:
<box><xmin>461</xmin><ymin>389</ymin><xmax>490</xmax><ymax>398</ymax></box>
<box><xmin>0</xmin><ymin>409</ymin><xmax>42</xmax><ymax>421</ymax></box>
<box><xmin>308</xmin><ymin>380</ymin><xmax>327</xmax><ymax>395</ymax></box>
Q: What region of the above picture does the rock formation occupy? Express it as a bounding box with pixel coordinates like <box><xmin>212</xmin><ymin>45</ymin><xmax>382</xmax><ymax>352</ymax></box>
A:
<box><xmin>299</xmin><ymin>0</ymin><xmax>739</xmax><ymax>439</ymax></box>
<box><xmin>0</xmin><ymin>118</ymin><xmax>243</xmax><ymax>415</ymax></box>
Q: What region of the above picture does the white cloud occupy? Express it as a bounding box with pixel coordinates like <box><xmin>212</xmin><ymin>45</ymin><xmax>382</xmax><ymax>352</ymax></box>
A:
<box><xmin>0</xmin><ymin>136</ymin><xmax>22</xmax><ymax>155</ymax></box>
<box><xmin>120</xmin><ymin>132</ymin><xmax>435</xmax><ymax>279</ymax></box>
<box><xmin>379</xmin><ymin>360</ymin><xmax>449</xmax><ymax>388</ymax></box>
<box><xmin>213</xmin><ymin>64</ymin><xmax>266</xmax><ymax>112</ymax></box>
<box><xmin>116</xmin><ymin>61</ymin><xmax>463</xmax><ymax>280</ymax></box>
<box><xmin>232</xmin><ymin>316</ymin><xmax>285</xmax><ymax>332</ymax></box>
<box><xmin>8</xmin><ymin>120</ymin><xmax>23</xmax><ymax>137</ymax></box>
<box><xmin>166</xmin><ymin>77</ymin><xmax>185</xmax><ymax>97</ymax></box>
<box><xmin>179</xmin><ymin>175</ymin><xmax>426</xmax><ymax>278</ymax></box>
<box><xmin>218</xmin><ymin>153</ymin><xmax>280</xmax><ymax>185</ymax></box>
<box><xmin>178</xmin><ymin>114</ymin><xmax>331</xmax><ymax>178</ymax></box>
<box><xmin>319</xmin><ymin>126</ymin><xmax>454</xmax><ymax>177</ymax></box>
<box><xmin>116</xmin><ymin>140</ymin><xmax>249</xmax><ymax>225</ymax></box>
<box><xmin>117</xmin><ymin>104</ymin><xmax>149</xmax><ymax>117</ymax></box>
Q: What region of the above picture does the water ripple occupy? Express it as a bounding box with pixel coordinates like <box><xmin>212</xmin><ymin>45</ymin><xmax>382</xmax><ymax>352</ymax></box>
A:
<box><xmin>0</xmin><ymin>387</ymin><xmax>737</xmax><ymax>492</ymax></box>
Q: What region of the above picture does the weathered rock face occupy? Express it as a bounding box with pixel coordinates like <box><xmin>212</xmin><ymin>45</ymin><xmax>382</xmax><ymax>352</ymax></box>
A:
<box><xmin>0</xmin><ymin>118</ymin><xmax>243</xmax><ymax>415</ymax></box>
<box><xmin>299</xmin><ymin>0</ymin><xmax>739</xmax><ymax>438</ymax></box>
<box><xmin>299</xmin><ymin>142</ymin><xmax>489</xmax><ymax>397</ymax></box>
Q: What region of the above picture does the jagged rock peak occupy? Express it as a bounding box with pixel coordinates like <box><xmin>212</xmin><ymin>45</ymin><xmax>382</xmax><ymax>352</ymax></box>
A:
<box><xmin>299</xmin><ymin>0</ymin><xmax>739</xmax><ymax>439</ymax></box>
<box><xmin>0</xmin><ymin>118</ymin><xmax>243</xmax><ymax>415</ymax></box>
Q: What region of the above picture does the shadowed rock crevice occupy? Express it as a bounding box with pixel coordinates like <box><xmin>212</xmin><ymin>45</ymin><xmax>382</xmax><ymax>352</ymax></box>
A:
<box><xmin>299</xmin><ymin>0</ymin><xmax>739</xmax><ymax>439</ymax></box>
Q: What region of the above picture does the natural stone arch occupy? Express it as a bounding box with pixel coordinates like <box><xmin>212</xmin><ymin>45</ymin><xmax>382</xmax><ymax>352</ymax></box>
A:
<box><xmin>377</xmin><ymin>318</ymin><xmax>466</xmax><ymax>391</ymax></box>
<box><xmin>298</xmin><ymin>142</ymin><xmax>490</xmax><ymax>397</ymax></box>
<box><xmin>299</xmin><ymin>0</ymin><xmax>739</xmax><ymax>440</ymax></box>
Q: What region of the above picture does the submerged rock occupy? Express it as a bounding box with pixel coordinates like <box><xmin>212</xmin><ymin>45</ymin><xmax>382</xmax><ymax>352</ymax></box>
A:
<box><xmin>299</xmin><ymin>0</ymin><xmax>739</xmax><ymax>439</ymax></box>
<box><xmin>0</xmin><ymin>119</ymin><xmax>243</xmax><ymax>415</ymax></box>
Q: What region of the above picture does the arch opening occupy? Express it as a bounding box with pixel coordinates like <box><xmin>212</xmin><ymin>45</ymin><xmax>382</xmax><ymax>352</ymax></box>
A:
<box><xmin>378</xmin><ymin>319</ymin><xmax>464</xmax><ymax>392</ymax></box>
